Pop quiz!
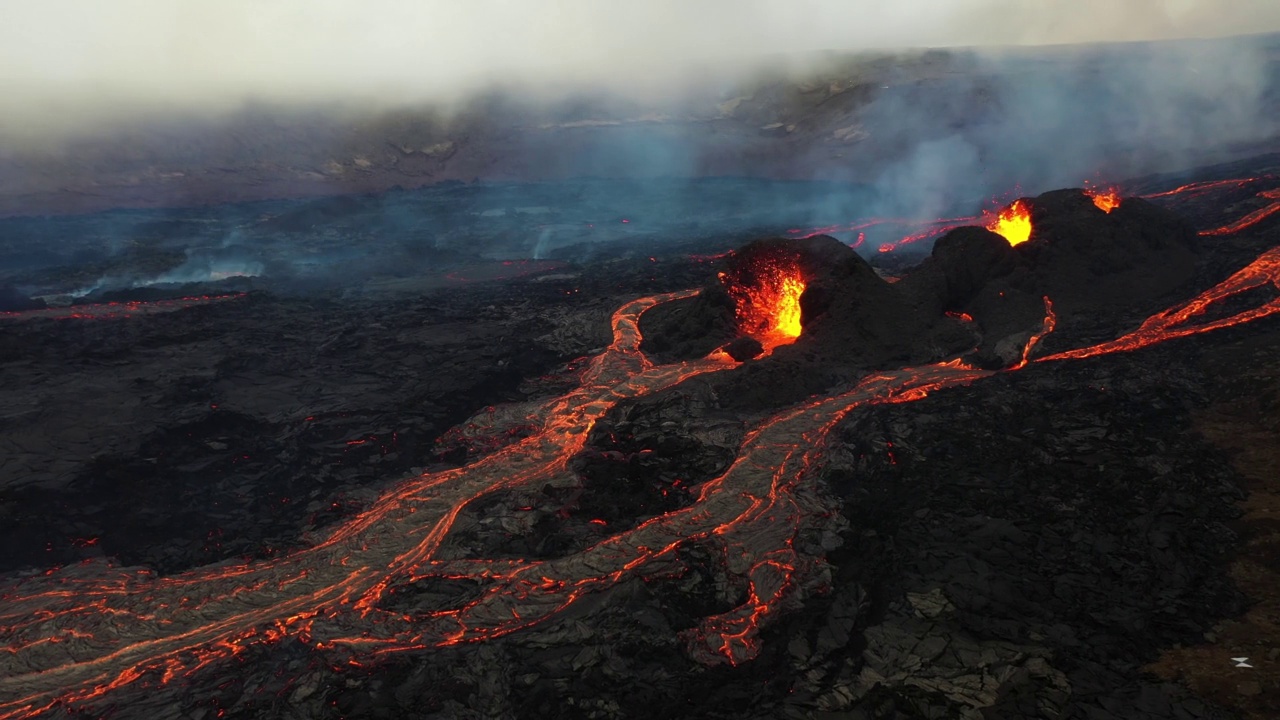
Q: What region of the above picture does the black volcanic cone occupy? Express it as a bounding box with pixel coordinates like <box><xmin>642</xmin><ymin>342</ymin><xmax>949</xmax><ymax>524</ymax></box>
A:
<box><xmin>1024</xmin><ymin>189</ymin><xmax>1198</xmax><ymax>313</ymax></box>
<box><xmin>896</xmin><ymin>188</ymin><xmax>1199</xmax><ymax>367</ymax></box>
<box><xmin>641</xmin><ymin>235</ymin><xmax>973</xmax><ymax>410</ymax></box>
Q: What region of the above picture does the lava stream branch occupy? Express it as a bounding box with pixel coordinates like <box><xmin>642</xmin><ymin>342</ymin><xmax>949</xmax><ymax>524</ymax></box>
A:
<box><xmin>1039</xmin><ymin>244</ymin><xmax>1280</xmax><ymax>362</ymax></box>
<box><xmin>1198</xmin><ymin>188</ymin><xmax>1280</xmax><ymax>236</ymax></box>
<box><xmin>0</xmin><ymin>290</ymin><xmax>729</xmax><ymax>719</ymax></box>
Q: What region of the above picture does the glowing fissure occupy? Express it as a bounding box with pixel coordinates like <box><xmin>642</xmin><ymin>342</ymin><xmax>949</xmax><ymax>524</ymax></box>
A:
<box><xmin>3</xmin><ymin>185</ymin><xmax>1280</xmax><ymax>717</ymax></box>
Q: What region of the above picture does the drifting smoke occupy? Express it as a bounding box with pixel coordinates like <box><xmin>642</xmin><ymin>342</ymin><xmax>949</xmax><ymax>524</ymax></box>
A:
<box><xmin>0</xmin><ymin>1</ymin><xmax>1278</xmax><ymax>261</ymax></box>
<box><xmin>2</xmin><ymin>0</ymin><xmax>1279</xmax><ymax>135</ymax></box>
<box><xmin>59</xmin><ymin>254</ymin><xmax>262</xmax><ymax>302</ymax></box>
<box><xmin>823</xmin><ymin>35</ymin><xmax>1280</xmax><ymax>230</ymax></box>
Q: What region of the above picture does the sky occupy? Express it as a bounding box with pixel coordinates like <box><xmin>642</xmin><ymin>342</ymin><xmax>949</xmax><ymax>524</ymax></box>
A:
<box><xmin>0</xmin><ymin>0</ymin><xmax>1277</xmax><ymax>126</ymax></box>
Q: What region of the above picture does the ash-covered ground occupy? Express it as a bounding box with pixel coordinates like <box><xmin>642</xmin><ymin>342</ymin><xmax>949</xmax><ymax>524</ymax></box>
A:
<box><xmin>2</xmin><ymin>154</ymin><xmax>1280</xmax><ymax>720</ymax></box>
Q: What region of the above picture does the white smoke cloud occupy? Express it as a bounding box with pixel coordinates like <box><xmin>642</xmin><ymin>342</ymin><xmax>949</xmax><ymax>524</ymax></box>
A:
<box><xmin>0</xmin><ymin>0</ymin><xmax>1276</xmax><ymax>130</ymax></box>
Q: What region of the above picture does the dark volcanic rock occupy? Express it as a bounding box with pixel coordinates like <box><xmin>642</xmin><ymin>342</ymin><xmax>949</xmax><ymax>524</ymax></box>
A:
<box><xmin>898</xmin><ymin>188</ymin><xmax>1202</xmax><ymax>368</ymax></box>
<box><xmin>789</xmin><ymin>258</ymin><xmax>967</xmax><ymax>365</ymax></box>
<box><xmin>899</xmin><ymin>225</ymin><xmax>1022</xmax><ymax>313</ymax></box>
<box><xmin>0</xmin><ymin>280</ymin><xmax>623</xmax><ymax>575</ymax></box>
<box><xmin>0</xmin><ymin>284</ymin><xmax>45</xmax><ymax>311</ymax></box>
<box><xmin>3</xmin><ymin>165</ymin><xmax>1278</xmax><ymax>720</ymax></box>
<box><xmin>642</xmin><ymin>234</ymin><xmax>894</xmax><ymax>365</ymax></box>
<box><xmin>638</xmin><ymin>282</ymin><xmax>737</xmax><ymax>362</ymax></box>
<box><xmin>722</xmin><ymin>336</ymin><xmax>764</xmax><ymax>361</ymax></box>
<box><xmin>640</xmin><ymin>235</ymin><xmax>973</xmax><ymax>411</ymax></box>
<box><xmin>817</xmin><ymin>346</ymin><xmax>1248</xmax><ymax>719</ymax></box>
<box><xmin>243</xmin><ymin>327</ymin><xmax>1263</xmax><ymax>720</ymax></box>
<box><xmin>1025</xmin><ymin>189</ymin><xmax>1199</xmax><ymax>314</ymax></box>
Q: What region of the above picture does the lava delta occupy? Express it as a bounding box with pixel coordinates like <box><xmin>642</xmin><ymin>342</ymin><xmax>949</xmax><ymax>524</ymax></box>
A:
<box><xmin>2</xmin><ymin>170</ymin><xmax>1280</xmax><ymax>720</ymax></box>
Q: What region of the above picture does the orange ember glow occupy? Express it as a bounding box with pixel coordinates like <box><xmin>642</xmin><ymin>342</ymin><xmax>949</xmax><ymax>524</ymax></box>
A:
<box><xmin>984</xmin><ymin>200</ymin><xmax>1033</xmax><ymax>246</ymax></box>
<box><xmin>1086</xmin><ymin>187</ymin><xmax>1122</xmax><ymax>213</ymax></box>
<box><xmin>721</xmin><ymin>260</ymin><xmax>806</xmax><ymax>352</ymax></box>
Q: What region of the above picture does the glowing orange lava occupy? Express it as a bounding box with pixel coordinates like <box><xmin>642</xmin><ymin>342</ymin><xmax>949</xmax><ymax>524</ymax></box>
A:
<box><xmin>0</xmin><ymin>294</ymin><xmax>245</xmax><ymax>321</ymax></box>
<box><xmin>1039</xmin><ymin>243</ymin><xmax>1280</xmax><ymax>362</ymax></box>
<box><xmin>787</xmin><ymin>215</ymin><xmax>977</xmax><ymax>253</ymax></box>
<box><xmin>1086</xmin><ymin>187</ymin><xmax>1122</xmax><ymax>213</ymax></box>
<box><xmin>785</xmin><ymin>175</ymin><xmax>1275</xmax><ymax>255</ymax></box>
<box><xmin>1142</xmin><ymin>177</ymin><xmax>1263</xmax><ymax>199</ymax></box>
<box><xmin>1199</xmin><ymin>188</ymin><xmax>1280</xmax><ymax>236</ymax></box>
<box><xmin>721</xmin><ymin>260</ymin><xmax>806</xmax><ymax>352</ymax></box>
<box><xmin>984</xmin><ymin>200</ymin><xmax>1033</xmax><ymax>246</ymax></box>
<box><xmin>3</xmin><ymin>181</ymin><xmax>1280</xmax><ymax>719</ymax></box>
<box><xmin>1012</xmin><ymin>297</ymin><xmax>1057</xmax><ymax>370</ymax></box>
<box><xmin>772</xmin><ymin>276</ymin><xmax>805</xmax><ymax>340</ymax></box>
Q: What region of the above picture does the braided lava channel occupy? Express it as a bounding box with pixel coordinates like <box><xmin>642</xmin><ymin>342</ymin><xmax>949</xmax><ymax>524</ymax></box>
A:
<box><xmin>3</xmin><ymin>193</ymin><xmax>1280</xmax><ymax>718</ymax></box>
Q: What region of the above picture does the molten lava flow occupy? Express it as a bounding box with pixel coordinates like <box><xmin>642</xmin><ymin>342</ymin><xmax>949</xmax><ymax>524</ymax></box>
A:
<box><xmin>788</xmin><ymin>216</ymin><xmax>980</xmax><ymax>252</ymax></box>
<box><xmin>1012</xmin><ymin>297</ymin><xmax>1057</xmax><ymax>370</ymax></box>
<box><xmin>1142</xmin><ymin>177</ymin><xmax>1264</xmax><ymax>200</ymax></box>
<box><xmin>1127</xmin><ymin>175</ymin><xmax>1280</xmax><ymax>236</ymax></box>
<box><xmin>1199</xmin><ymin>188</ymin><xmax>1280</xmax><ymax>237</ymax></box>
<box><xmin>784</xmin><ymin>191</ymin><xmax>1063</xmax><ymax>254</ymax></box>
<box><xmin>1086</xmin><ymin>187</ymin><xmax>1122</xmax><ymax>213</ymax></box>
<box><xmin>788</xmin><ymin>175</ymin><xmax>1277</xmax><ymax>255</ymax></box>
<box><xmin>984</xmin><ymin>200</ymin><xmax>1033</xmax><ymax>246</ymax></box>
<box><xmin>3</xmin><ymin>183</ymin><xmax>1280</xmax><ymax>719</ymax></box>
<box><xmin>0</xmin><ymin>289</ymin><xmax>739</xmax><ymax>720</ymax></box>
<box><xmin>788</xmin><ymin>196</ymin><xmax>1035</xmax><ymax>253</ymax></box>
<box><xmin>876</xmin><ymin>220</ymin><xmax>977</xmax><ymax>254</ymax></box>
<box><xmin>773</xmin><ymin>276</ymin><xmax>805</xmax><ymax>340</ymax></box>
<box><xmin>0</xmin><ymin>294</ymin><xmax>245</xmax><ymax>322</ymax></box>
<box><xmin>720</xmin><ymin>259</ymin><xmax>806</xmax><ymax>352</ymax></box>
<box><xmin>1039</xmin><ymin>243</ymin><xmax>1280</xmax><ymax>362</ymax></box>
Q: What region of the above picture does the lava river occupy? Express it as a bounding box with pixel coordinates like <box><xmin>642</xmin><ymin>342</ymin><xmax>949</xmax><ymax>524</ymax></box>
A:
<box><xmin>3</xmin><ymin>189</ymin><xmax>1280</xmax><ymax>718</ymax></box>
